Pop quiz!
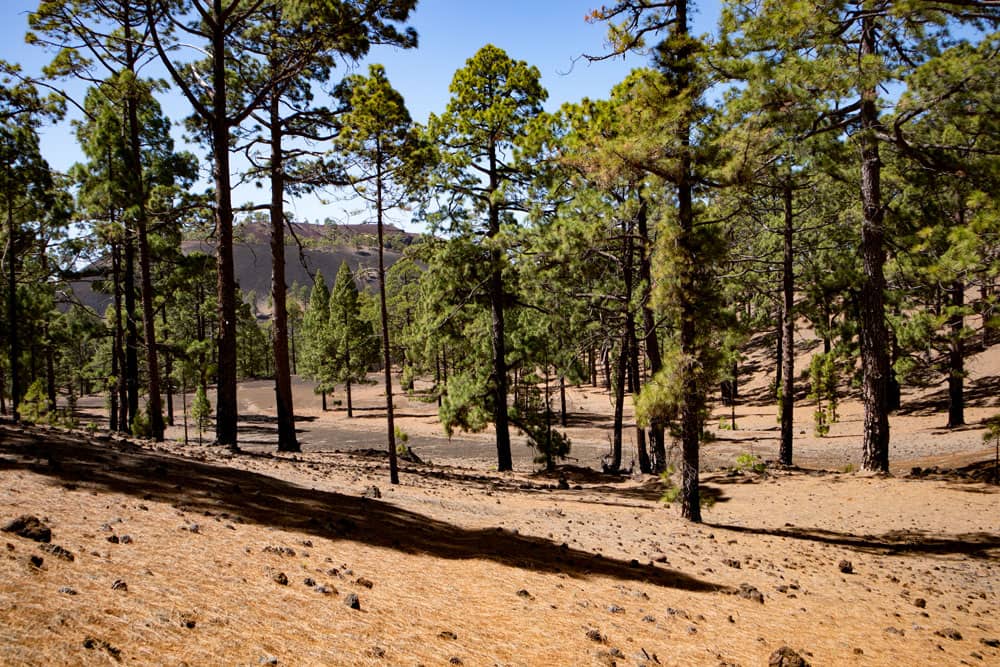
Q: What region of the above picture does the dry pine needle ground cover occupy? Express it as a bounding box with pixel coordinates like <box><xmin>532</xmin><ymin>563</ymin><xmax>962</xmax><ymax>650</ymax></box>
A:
<box><xmin>1</xmin><ymin>417</ymin><xmax>998</xmax><ymax>666</ymax></box>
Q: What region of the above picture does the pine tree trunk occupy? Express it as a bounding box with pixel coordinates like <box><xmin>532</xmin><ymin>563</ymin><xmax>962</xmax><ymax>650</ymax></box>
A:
<box><xmin>675</xmin><ymin>0</ymin><xmax>702</xmax><ymax>522</ymax></box>
<box><xmin>211</xmin><ymin>20</ymin><xmax>239</xmax><ymax>450</ymax></box>
<box><xmin>858</xmin><ymin>14</ymin><xmax>890</xmax><ymax>472</ymax></box>
<box><xmin>435</xmin><ymin>352</ymin><xmax>443</xmax><ymax>407</ymax></box>
<box><xmin>268</xmin><ymin>86</ymin><xmax>299</xmax><ymax>452</ymax></box>
<box><xmin>376</xmin><ymin>152</ymin><xmax>399</xmax><ymax>484</ymax></box>
<box><xmin>162</xmin><ymin>309</ymin><xmax>173</xmax><ymax>426</ymax></box>
<box><xmin>611</xmin><ymin>336</ymin><xmax>627</xmax><ymax>473</ymax></box>
<box><xmin>124</xmin><ymin>224</ymin><xmax>138</xmax><ymax>429</ymax></box>
<box><xmin>128</xmin><ymin>107</ymin><xmax>164</xmax><ymax>441</ymax></box>
<box><xmin>637</xmin><ymin>197</ymin><xmax>667</xmax><ymax>472</ymax></box>
<box><xmin>6</xmin><ymin>199</ymin><xmax>19</xmax><ymax>421</ymax></box>
<box><xmin>544</xmin><ymin>362</ymin><xmax>554</xmax><ymax>472</ymax></box>
<box><xmin>624</xmin><ymin>218</ymin><xmax>650</xmax><ymax>474</ymax></box>
<box><xmin>559</xmin><ymin>375</ymin><xmax>567</xmax><ymax>428</ymax></box>
<box><xmin>774</xmin><ymin>302</ymin><xmax>783</xmax><ymax>399</ymax></box>
<box><xmin>45</xmin><ymin>328</ymin><xmax>56</xmax><ymax>413</ymax></box>
<box><xmin>111</xmin><ymin>241</ymin><xmax>127</xmax><ymax>432</ymax></box>
<box><xmin>947</xmin><ymin>280</ymin><xmax>965</xmax><ymax>428</ymax></box>
<box><xmin>487</xmin><ymin>138</ymin><xmax>512</xmax><ymax>472</ymax></box>
<box><xmin>779</xmin><ymin>179</ymin><xmax>795</xmax><ymax>466</ymax></box>
<box><xmin>981</xmin><ymin>282</ymin><xmax>995</xmax><ymax>347</ymax></box>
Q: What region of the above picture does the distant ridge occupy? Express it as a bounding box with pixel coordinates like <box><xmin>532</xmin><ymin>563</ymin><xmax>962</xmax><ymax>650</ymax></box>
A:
<box><xmin>72</xmin><ymin>221</ymin><xmax>422</xmax><ymax>315</ymax></box>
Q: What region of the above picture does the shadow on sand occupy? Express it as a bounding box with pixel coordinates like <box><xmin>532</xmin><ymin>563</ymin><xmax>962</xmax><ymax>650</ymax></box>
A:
<box><xmin>0</xmin><ymin>424</ymin><xmax>721</xmax><ymax>593</ymax></box>
<box><xmin>704</xmin><ymin>522</ymin><xmax>1000</xmax><ymax>560</ymax></box>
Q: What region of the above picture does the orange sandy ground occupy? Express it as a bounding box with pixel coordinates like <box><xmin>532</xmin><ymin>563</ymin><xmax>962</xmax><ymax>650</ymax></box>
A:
<box><xmin>1</xmin><ymin>339</ymin><xmax>999</xmax><ymax>666</ymax></box>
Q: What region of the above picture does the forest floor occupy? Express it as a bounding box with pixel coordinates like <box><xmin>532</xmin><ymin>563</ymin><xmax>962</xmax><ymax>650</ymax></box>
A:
<box><xmin>1</xmin><ymin>341</ymin><xmax>999</xmax><ymax>665</ymax></box>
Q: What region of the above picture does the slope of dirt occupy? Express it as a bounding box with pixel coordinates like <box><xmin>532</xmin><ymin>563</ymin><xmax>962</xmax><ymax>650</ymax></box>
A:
<box><xmin>5</xmin><ymin>336</ymin><xmax>1000</xmax><ymax>665</ymax></box>
<box><xmin>1</xmin><ymin>417</ymin><xmax>998</xmax><ymax>666</ymax></box>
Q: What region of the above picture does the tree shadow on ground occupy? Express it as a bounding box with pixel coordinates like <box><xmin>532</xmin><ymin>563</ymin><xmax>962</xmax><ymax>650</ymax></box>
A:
<box><xmin>239</xmin><ymin>414</ymin><xmax>318</xmax><ymax>424</ymax></box>
<box><xmin>0</xmin><ymin>425</ymin><xmax>722</xmax><ymax>593</ymax></box>
<box><xmin>525</xmin><ymin>467</ymin><xmax>731</xmax><ymax>508</ymax></box>
<box><xmin>704</xmin><ymin>521</ymin><xmax>1000</xmax><ymax>560</ymax></box>
<box><xmin>897</xmin><ymin>374</ymin><xmax>1000</xmax><ymax>416</ymax></box>
<box><xmin>340</xmin><ymin>412</ymin><xmax>439</xmax><ymax>420</ymax></box>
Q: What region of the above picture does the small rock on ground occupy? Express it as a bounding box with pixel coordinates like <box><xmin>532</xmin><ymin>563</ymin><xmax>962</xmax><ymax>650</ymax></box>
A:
<box><xmin>838</xmin><ymin>560</ymin><xmax>854</xmax><ymax>574</ymax></box>
<box><xmin>3</xmin><ymin>515</ymin><xmax>52</xmax><ymax>543</ymax></box>
<box><xmin>39</xmin><ymin>544</ymin><xmax>74</xmax><ymax>561</ymax></box>
<box><xmin>345</xmin><ymin>593</ymin><xmax>361</xmax><ymax>610</ymax></box>
<box><xmin>768</xmin><ymin>646</ymin><xmax>810</xmax><ymax>667</ymax></box>
<box><xmin>83</xmin><ymin>637</ymin><xmax>121</xmax><ymax>660</ymax></box>
<box><xmin>737</xmin><ymin>583</ymin><xmax>764</xmax><ymax>604</ymax></box>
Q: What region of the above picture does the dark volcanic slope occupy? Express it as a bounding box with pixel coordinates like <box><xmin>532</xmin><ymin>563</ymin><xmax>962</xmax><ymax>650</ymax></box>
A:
<box><xmin>72</xmin><ymin>222</ymin><xmax>418</xmax><ymax>314</ymax></box>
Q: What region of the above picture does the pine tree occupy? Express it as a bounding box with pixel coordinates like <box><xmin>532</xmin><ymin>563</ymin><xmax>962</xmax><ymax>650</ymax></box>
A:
<box><xmin>300</xmin><ymin>270</ymin><xmax>333</xmax><ymax>410</ymax></box>
<box><xmin>723</xmin><ymin>0</ymin><xmax>1000</xmax><ymax>471</ymax></box>
<box><xmin>334</xmin><ymin>64</ymin><xmax>427</xmax><ymax>483</ymax></box>
<box><xmin>328</xmin><ymin>262</ymin><xmax>377</xmax><ymax>418</ymax></box>
<box><xmin>588</xmin><ymin>2</ymin><xmax>728</xmax><ymax>521</ymax></box>
<box><xmin>423</xmin><ymin>44</ymin><xmax>547</xmax><ymax>472</ymax></box>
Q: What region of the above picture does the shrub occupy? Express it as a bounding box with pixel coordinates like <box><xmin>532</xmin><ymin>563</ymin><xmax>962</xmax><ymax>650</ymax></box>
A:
<box><xmin>734</xmin><ymin>452</ymin><xmax>766</xmax><ymax>474</ymax></box>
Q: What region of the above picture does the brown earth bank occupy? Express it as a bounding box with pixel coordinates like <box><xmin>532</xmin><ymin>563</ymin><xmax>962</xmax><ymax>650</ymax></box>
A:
<box><xmin>2</xmin><ymin>340</ymin><xmax>1000</xmax><ymax>665</ymax></box>
<box><xmin>1</xmin><ymin>403</ymin><xmax>999</xmax><ymax>665</ymax></box>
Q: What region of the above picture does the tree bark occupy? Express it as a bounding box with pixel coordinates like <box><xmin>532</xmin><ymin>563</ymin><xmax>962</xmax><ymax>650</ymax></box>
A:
<box><xmin>376</xmin><ymin>150</ymin><xmax>399</xmax><ymax>484</ymax></box>
<box><xmin>559</xmin><ymin>374</ymin><xmax>567</xmax><ymax>428</ymax></box>
<box><xmin>624</xmin><ymin>216</ymin><xmax>650</xmax><ymax>474</ymax></box>
<box><xmin>7</xmin><ymin>199</ymin><xmax>19</xmax><ymax>421</ymax></box>
<box><xmin>947</xmin><ymin>279</ymin><xmax>965</xmax><ymax>428</ymax></box>
<box><xmin>544</xmin><ymin>361</ymin><xmax>554</xmax><ymax>472</ymax></box>
<box><xmin>674</xmin><ymin>0</ymin><xmax>702</xmax><ymax>522</ymax></box>
<box><xmin>162</xmin><ymin>309</ymin><xmax>173</xmax><ymax>426</ymax></box>
<box><xmin>124</xmin><ymin>221</ymin><xmax>138</xmax><ymax>429</ymax></box>
<box><xmin>774</xmin><ymin>302</ymin><xmax>783</xmax><ymax>399</ymax></box>
<box><xmin>129</xmin><ymin>112</ymin><xmax>164</xmax><ymax>441</ymax></box>
<box><xmin>111</xmin><ymin>240</ymin><xmax>127</xmax><ymax>431</ymax></box>
<box><xmin>858</xmin><ymin>13</ymin><xmax>890</xmax><ymax>472</ymax></box>
<box><xmin>487</xmin><ymin>137</ymin><xmax>512</xmax><ymax>472</ymax></box>
<box><xmin>611</xmin><ymin>336</ymin><xmax>627</xmax><ymax>473</ymax></box>
<box><xmin>637</xmin><ymin>193</ymin><xmax>666</xmax><ymax>472</ymax></box>
<box><xmin>779</xmin><ymin>178</ymin><xmax>795</xmax><ymax>466</ymax></box>
<box><xmin>210</xmin><ymin>13</ymin><xmax>239</xmax><ymax>450</ymax></box>
<box><xmin>268</xmin><ymin>84</ymin><xmax>299</xmax><ymax>452</ymax></box>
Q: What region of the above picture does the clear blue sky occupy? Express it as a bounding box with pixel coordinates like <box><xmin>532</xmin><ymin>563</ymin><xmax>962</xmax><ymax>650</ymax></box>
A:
<box><xmin>2</xmin><ymin>0</ymin><xmax>721</xmax><ymax>230</ymax></box>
